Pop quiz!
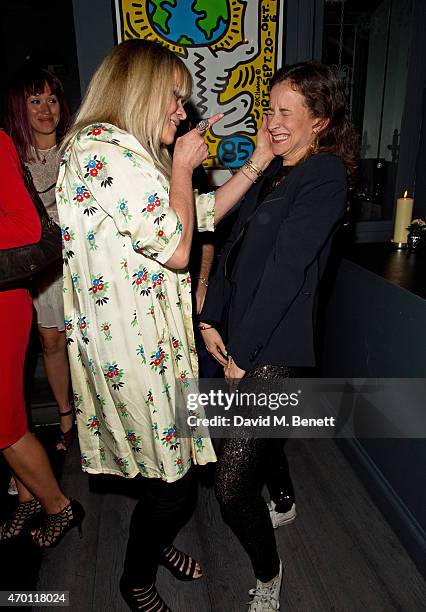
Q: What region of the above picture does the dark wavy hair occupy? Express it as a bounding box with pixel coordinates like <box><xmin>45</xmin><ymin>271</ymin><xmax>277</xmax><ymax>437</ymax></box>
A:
<box><xmin>270</xmin><ymin>61</ymin><xmax>358</xmax><ymax>186</ymax></box>
<box><xmin>5</xmin><ymin>66</ymin><xmax>70</xmax><ymax>163</ymax></box>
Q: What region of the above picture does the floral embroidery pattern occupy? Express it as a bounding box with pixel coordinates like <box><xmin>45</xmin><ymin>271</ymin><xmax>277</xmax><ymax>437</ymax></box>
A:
<box><xmin>88</xmin><ymin>275</ymin><xmax>110</xmax><ymax>306</ymax></box>
<box><xmin>77</xmin><ymin>315</ymin><xmax>90</xmax><ymax>344</ymax></box>
<box><xmin>72</xmin><ymin>391</ymin><xmax>83</xmax><ymax>414</ymax></box>
<box><xmin>132</xmin><ymin>265</ymin><xmax>151</xmax><ymax>296</ymax></box>
<box><xmin>136</xmin><ymin>344</ymin><xmax>146</xmax><ymax>364</ymax></box>
<box><xmin>161</xmin><ymin>424</ymin><xmax>179</xmax><ymax>451</ymax></box>
<box><xmin>86</xmin><ymin>123</ymin><xmax>119</xmax><ymax>144</ymax></box>
<box><xmin>64</xmin><ymin>316</ymin><xmax>74</xmax><ymax>346</ymax></box>
<box><xmin>141</xmin><ymin>192</ymin><xmax>166</xmax><ymax>226</ymax></box>
<box><xmin>56</xmin><ymin>184</ymin><xmax>68</xmax><ymax>205</ymax></box>
<box><xmin>126</xmin><ymin>431</ymin><xmax>142</xmax><ymax>453</ymax></box>
<box><xmin>117</xmin><ymin>401</ymin><xmax>129</xmax><ymax>418</ymax></box>
<box><xmin>71</xmin><ymin>273</ymin><xmax>82</xmax><ymax>293</ymax></box>
<box><xmin>73</xmin><ymin>185</ymin><xmax>97</xmax><ymax>215</ymax></box>
<box><xmin>171</xmin><ymin>336</ymin><xmax>183</xmax><ymax>364</ymax></box>
<box><xmin>103</xmin><ymin>362</ymin><xmax>125</xmax><ymax>390</ymax></box>
<box><xmin>149</xmin><ymin>346</ymin><xmax>169</xmax><ymax>375</ymax></box>
<box><xmin>87</xmin><ymin>230</ymin><xmax>98</xmax><ymax>251</ymax></box>
<box><xmin>174</xmin><ymin>457</ymin><xmax>184</xmax><ymax>476</ymax></box>
<box><xmin>122</xmin><ymin>149</ymin><xmax>142</xmax><ymax>168</ymax></box>
<box><xmin>114</xmin><ymin>456</ymin><xmax>130</xmax><ymax>477</ymax></box>
<box><xmin>145</xmin><ymin>390</ymin><xmax>156</xmax><ymax>413</ymax></box>
<box><xmin>117</xmin><ymin>198</ymin><xmax>132</xmax><ymax>222</ymax></box>
<box><xmin>100</xmin><ymin>322</ymin><xmax>112</xmax><ymax>341</ymax></box>
<box><xmin>180</xmin><ymin>275</ymin><xmax>191</xmax><ymax>288</ymax></box>
<box><xmin>61</xmin><ymin>226</ymin><xmax>75</xmax><ymax>265</ymax></box>
<box><xmin>120</xmin><ymin>258</ymin><xmax>129</xmax><ymax>280</ymax></box>
<box><xmin>81</xmin><ymin>454</ymin><xmax>91</xmax><ymax>468</ymax></box>
<box><xmin>83</xmin><ymin>154</ymin><xmax>113</xmax><ymax>188</ymax></box>
<box><xmin>87</xmin><ymin>415</ymin><xmax>101</xmax><ymax>436</ymax></box>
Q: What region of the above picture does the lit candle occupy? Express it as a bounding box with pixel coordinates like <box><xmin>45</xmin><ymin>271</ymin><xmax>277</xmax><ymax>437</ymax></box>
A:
<box><xmin>392</xmin><ymin>190</ymin><xmax>414</xmax><ymax>245</ymax></box>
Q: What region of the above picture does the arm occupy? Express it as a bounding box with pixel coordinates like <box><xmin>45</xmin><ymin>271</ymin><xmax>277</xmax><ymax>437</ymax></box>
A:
<box><xmin>213</xmin><ymin>115</ymin><xmax>274</xmax><ymax>223</ymax></box>
<box><xmin>194</xmin><ymin>241</ymin><xmax>214</xmax><ymax>314</ymax></box>
<box><xmin>227</xmin><ymin>156</ymin><xmax>347</xmax><ymax>372</ymax></box>
<box><xmin>0</xmin><ymin>134</ymin><xmax>41</xmax><ymax>248</ymax></box>
<box><xmin>168</xmin><ymin>114</ymin><xmax>223</xmax><ymax>268</ymax></box>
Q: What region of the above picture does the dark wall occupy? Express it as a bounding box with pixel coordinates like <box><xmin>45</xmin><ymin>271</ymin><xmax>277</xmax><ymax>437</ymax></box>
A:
<box><xmin>0</xmin><ymin>0</ymin><xmax>81</xmax><ymax>118</ymax></box>
<box><xmin>322</xmin><ymin>260</ymin><xmax>426</xmax><ymax>574</ymax></box>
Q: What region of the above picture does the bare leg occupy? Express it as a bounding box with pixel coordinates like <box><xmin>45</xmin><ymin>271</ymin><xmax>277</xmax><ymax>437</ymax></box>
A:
<box><xmin>38</xmin><ymin>326</ymin><xmax>73</xmax><ymax>449</ymax></box>
<box><xmin>2</xmin><ymin>431</ymin><xmax>68</xmax><ymax>514</ymax></box>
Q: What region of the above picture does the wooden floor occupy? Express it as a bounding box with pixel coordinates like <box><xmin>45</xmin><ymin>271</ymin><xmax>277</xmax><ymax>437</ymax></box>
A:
<box><xmin>37</xmin><ymin>439</ymin><xmax>426</xmax><ymax>612</ymax></box>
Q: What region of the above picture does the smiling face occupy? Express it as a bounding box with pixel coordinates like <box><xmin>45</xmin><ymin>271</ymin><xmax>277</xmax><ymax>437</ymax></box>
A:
<box><xmin>160</xmin><ymin>73</ymin><xmax>187</xmax><ymax>146</ymax></box>
<box><xmin>26</xmin><ymin>83</ymin><xmax>60</xmax><ymax>147</ymax></box>
<box><xmin>267</xmin><ymin>80</ymin><xmax>320</xmax><ymax>165</ymax></box>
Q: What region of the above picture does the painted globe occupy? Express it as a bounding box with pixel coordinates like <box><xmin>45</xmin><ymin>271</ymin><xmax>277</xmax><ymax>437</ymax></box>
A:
<box><xmin>147</xmin><ymin>0</ymin><xmax>229</xmax><ymax>46</ymax></box>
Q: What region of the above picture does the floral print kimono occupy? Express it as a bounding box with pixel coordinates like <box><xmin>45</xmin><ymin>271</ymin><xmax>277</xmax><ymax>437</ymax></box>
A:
<box><xmin>57</xmin><ymin>123</ymin><xmax>217</xmax><ymax>482</ymax></box>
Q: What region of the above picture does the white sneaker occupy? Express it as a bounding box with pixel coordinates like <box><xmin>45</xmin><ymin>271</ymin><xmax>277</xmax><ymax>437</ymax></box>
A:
<box><xmin>248</xmin><ymin>561</ymin><xmax>282</xmax><ymax>611</ymax></box>
<box><xmin>268</xmin><ymin>500</ymin><xmax>296</xmax><ymax>528</ymax></box>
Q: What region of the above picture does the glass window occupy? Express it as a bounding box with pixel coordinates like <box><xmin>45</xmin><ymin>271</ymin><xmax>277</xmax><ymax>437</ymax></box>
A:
<box><xmin>323</xmin><ymin>0</ymin><xmax>413</xmax><ymax>222</ymax></box>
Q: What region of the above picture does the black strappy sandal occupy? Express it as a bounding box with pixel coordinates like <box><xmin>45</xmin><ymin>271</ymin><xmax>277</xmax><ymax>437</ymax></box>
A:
<box><xmin>31</xmin><ymin>498</ymin><xmax>85</xmax><ymax>548</ymax></box>
<box><xmin>119</xmin><ymin>576</ymin><xmax>172</xmax><ymax>612</ymax></box>
<box><xmin>159</xmin><ymin>544</ymin><xmax>203</xmax><ymax>581</ymax></box>
<box><xmin>0</xmin><ymin>498</ymin><xmax>42</xmax><ymax>540</ymax></box>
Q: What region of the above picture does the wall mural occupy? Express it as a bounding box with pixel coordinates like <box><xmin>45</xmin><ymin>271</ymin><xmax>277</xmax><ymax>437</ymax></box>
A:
<box><xmin>115</xmin><ymin>0</ymin><xmax>284</xmax><ymax>171</ymax></box>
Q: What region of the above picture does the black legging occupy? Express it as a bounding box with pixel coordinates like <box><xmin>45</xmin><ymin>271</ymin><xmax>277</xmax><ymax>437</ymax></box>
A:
<box><xmin>123</xmin><ymin>468</ymin><xmax>197</xmax><ymax>585</ymax></box>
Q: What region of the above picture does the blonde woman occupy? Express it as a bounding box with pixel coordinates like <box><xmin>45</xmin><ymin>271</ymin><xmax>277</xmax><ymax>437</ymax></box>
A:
<box><xmin>58</xmin><ymin>39</ymin><xmax>273</xmax><ymax>611</ymax></box>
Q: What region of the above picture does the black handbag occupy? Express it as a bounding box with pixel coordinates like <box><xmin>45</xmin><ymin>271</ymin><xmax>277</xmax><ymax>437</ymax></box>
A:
<box><xmin>0</xmin><ymin>164</ymin><xmax>62</xmax><ymax>291</ymax></box>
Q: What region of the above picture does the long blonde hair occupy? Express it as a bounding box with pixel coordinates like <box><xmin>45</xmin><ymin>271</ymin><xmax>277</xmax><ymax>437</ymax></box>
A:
<box><xmin>62</xmin><ymin>39</ymin><xmax>192</xmax><ymax>179</ymax></box>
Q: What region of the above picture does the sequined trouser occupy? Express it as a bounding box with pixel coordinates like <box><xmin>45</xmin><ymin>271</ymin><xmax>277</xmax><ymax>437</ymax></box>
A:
<box><xmin>214</xmin><ymin>365</ymin><xmax>298</xmax><ymax>583</ymax></box>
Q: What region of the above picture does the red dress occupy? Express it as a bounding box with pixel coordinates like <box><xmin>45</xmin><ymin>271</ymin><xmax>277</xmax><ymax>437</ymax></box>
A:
<box><xmin>0</xmin><ymin>131</ymin><xmax>41</xmax><ymax>449</ymax></box>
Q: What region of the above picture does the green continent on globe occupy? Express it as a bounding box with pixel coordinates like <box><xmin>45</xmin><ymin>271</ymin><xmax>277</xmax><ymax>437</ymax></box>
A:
<box><xmin>194</xmin><ymin>0</ymin><xmax>229</xmax><ymax>40</ymax></box>
<box><xmin>179</xmin><ymin>36</ymin><xmax>195</xmax><ymax>45</ymax></box>
<box><xmin>150</xmin><ymin>0</ymin><xmax>176</xmax><ymax>35</ymax></box>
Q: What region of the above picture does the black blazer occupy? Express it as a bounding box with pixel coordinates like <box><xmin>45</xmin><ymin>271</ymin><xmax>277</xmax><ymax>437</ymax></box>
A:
<box><xmin>200</xmin><ymin>152</ymin><xmax>347</xmax><ymax>371</ymax></box>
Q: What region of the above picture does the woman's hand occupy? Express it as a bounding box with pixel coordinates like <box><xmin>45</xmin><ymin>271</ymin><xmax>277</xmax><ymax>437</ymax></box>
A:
<box><xmin>174</xmin><ymin>114</ymin><xmax>223</xmax><ymax>171</ymax></box>
<box><xmin>250</xmin><ymin>114</ymin><xmax>274</xmax><ymax>170</ymax></box>
<box><xmin>200</xmin><ymin>326</ymin><xmax>228</xmax><ymax>366</ymax></box>
<box><xmin>224</xmin><ymin>359</ymin><xmax>246</xmax><ymax>380</ymax></box>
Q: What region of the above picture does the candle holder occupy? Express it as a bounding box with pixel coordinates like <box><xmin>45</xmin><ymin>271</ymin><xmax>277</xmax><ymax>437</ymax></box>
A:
<box><xmin>390</xmin><ymin>240</ymin><xmax>408</xmax><ymax>250</ymax></box>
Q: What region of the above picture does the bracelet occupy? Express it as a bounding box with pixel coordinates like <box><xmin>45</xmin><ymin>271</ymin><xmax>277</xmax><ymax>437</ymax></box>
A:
<box><xmin>198</xmin><ymin>323</ymin><xmax>214</xmax><ymax>331</ymax></box>
<box><xmin>197</xmin><ymin>276</ymin><xmax>209</xmax><ymax>287</ymax></box>
<box><xmin>244</xmin><ymin>158</ymin><xmax>264</xmax><ymax>178</ymax></box>
<box><xmin>240</xmin><ymin>166</ymin><xmax>257</xmax><ymax>183</ymax></box>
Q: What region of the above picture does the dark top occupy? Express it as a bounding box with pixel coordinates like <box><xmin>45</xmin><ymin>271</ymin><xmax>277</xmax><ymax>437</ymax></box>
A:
<box><xmin>200</xmin><ymin>152</ymin><xmax>347</xmax><ymax>371</ymax></box>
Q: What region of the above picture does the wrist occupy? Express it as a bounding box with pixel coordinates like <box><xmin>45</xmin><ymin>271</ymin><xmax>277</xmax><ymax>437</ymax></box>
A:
<box><xmin>250</xmin><ymin>151</ymin><xmax>273</xmax><ymax>172</ymax></box>
<box><xmin>197</xmin><ymin>276</ymin><xmax>209</xmax><ymax>288</ymax></box>
<box><xmin>198</xmin><ymin>322</ymin><xmax>214</xmax><ymax>331</ymax></box>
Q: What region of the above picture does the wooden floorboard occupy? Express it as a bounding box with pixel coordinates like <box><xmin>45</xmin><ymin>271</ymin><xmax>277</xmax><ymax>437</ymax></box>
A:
<box><xmin>37</xmin><ymin>439</ymin><xmax>426</xmax><ymax>612</ymax></box>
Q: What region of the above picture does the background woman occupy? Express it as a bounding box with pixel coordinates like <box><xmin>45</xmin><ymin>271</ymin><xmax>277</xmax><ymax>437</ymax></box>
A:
<box><xmin>57</xmin><ymin>39</ymin><xmax>272</xmax><ymax>611</ymax></box>
<box><xmin>6</xmin><ymin>66</ymin><xmax>73</xmax><ymax>451</ymax></box>
<box><xmin>200</xmin><ymin>62</ymin><xmax>358</xmax><ymax>610</ymax></box>
<box><xmin>0</xmin><ymin>129</ymin><xmax>83</xmax><ymax>548</ymax></box>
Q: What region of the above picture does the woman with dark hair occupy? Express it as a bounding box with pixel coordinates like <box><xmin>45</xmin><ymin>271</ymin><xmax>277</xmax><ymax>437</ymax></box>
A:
<box><xmin>0</xmin><ymin>129</ymin><xmax>83</xmax><ymax>547</ymax></box>
<box><xmin>200</xmin><ymin>61</ymin><xmax>358</xmax><ymax>610</ymax></box>
<box><xmin>6</xmin><ymin>66</ymin><xmax>74</xmax><ymax>451</ymax></box>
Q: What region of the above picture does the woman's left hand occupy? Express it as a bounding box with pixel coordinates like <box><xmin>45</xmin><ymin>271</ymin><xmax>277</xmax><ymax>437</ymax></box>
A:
<box><xmin>224</xmin><ymin>359</ymin><xmax>246</xmax><ymax>380</ymax></box>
